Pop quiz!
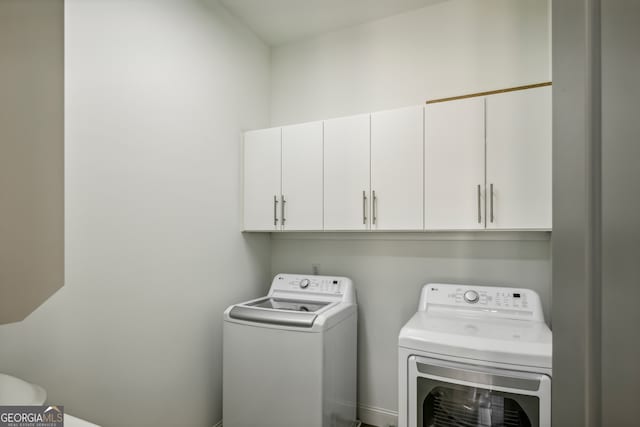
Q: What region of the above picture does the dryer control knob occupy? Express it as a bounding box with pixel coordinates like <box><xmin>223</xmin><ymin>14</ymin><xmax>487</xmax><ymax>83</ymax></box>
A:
<box><xmin>464</xmin><ymin>290</ymin><xmax>479</xmax><ymax>304</ymax></box>
<box><xmin>299</xmin><ymin>279</ymin><xmax>310</xmax><ymax>289</ymax></box>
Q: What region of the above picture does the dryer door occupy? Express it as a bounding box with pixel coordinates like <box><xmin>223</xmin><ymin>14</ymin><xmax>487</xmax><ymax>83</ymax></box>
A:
<box><xmin>408</xmin><ymin>356</ymin><xmax>550</xmax><ymax>427</ymax></box>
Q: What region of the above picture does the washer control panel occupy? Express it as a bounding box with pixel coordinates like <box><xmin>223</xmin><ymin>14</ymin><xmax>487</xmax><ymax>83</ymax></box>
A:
<box><xmin>420</xmin><ymin>283</ymin><xmax>544</xmax><ymax>321</ymax></box>
<box><xmin>273</xmin><ymin>274</ymin><xmax>345</xmax><ymax>295</ymax></box>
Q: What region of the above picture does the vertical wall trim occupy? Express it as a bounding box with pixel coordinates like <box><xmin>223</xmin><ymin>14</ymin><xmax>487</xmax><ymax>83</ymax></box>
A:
<box><xmin>585</xmin><ymin>0</ymin><xmax>602</xmax><ymax>425</ymax></box>
<box><xmin>552</xmin><ymin>0</ymin><xmax>602</xmax><ymax>425</ymax></box>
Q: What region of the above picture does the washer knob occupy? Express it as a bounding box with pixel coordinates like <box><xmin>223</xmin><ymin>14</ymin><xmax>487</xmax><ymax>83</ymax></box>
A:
<box><xmin>299</xmin><ymin>278</ymin><xmax>310</xmax><ymax>289</ymax></box>
<box><xmin>464</xmin><ymin>290</ymin><xmax>479</xmax><ymax>304</ymax></box>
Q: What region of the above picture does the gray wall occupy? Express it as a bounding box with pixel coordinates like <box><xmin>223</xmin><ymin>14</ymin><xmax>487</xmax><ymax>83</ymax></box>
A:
<box><xmin>0</xmin><ymin>1</ymin><xmax>272</xmax><ymax>426</ymax></box>
<box><xmin>0</xmin><ymin>0</ymin><xmax>64</xmax><ymax>324</ymax></box>
<box><xmin>271</xmin><ymin>233</ymin><xmax>551</xmax><ymax>420</ymax></box>
<box><xmin>551</xmin><ymin>0</ymin><xmax>601</xmax><ymax>424</ymax></box>
<box><xmin>600</xmin><ymin>0</ymin><xmax>640</xmax><ymax>424</ymax></box>
<box><xmin>553</xmin><ymin>0</ymin><xmax>640</xmax><ymax>425</ymax></box>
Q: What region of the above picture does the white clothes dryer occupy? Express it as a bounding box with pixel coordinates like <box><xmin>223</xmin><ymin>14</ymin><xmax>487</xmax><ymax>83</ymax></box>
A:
<box><xmin>398</xmin><ymin>283</ymin><xmax>552</xmax><ymax>427</ymax></box>
<box><xmin>223</xmin><ymin>273</ymin><xmax>358</xmax><ymax>427</ymax></box>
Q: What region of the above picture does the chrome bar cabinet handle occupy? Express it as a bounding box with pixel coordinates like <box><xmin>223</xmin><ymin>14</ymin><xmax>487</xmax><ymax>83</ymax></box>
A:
<box><xmin>273</xmin><ymin>195</ymin><xmax>279</xmax><ymax>226</ymax></box>
<box><xmin>372</xmin><ymin>190</ymin><xmax>377</xmax><ymax>225</ymax></box>
<box><xmin>362</xmin><ymin>191</ymin><xmax>367</xmax><ymax>225</ymax></box>
<box><xmin>281</xmin><ymin>195</ymin><xmax>286</xmax><ymax>226</ymax></box>
<box><xmin>490</xmin><ymin>183</ymin><xmax>494</xmax><ymax>223</ymax></box>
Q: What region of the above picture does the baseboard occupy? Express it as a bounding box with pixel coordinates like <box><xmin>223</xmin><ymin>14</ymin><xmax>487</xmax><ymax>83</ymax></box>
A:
<box><xmin>214</xmin><ymin>407</ymin><xmax>397</xmax><ymax>427</ymax></box>
<box><xmin>214</xmin><ymin>419</ymin><xmax>363</xmax><ymax>427</ymax></box>
<box><xmin>358</xmin><ymin>404</ymin><xmax>398</xmax><ymax>427</ymax></box>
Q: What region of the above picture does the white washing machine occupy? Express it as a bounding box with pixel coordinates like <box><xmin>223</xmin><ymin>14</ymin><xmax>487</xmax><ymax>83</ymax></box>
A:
<box><xmin>398</xmin><ymin>283</ymin><xmax>552</xmax><ymax>427</ymax></box>
<box><xmin>223</xmin><ymin>273</ymin><xmax>358</xmax><ymax>427</ymax></box>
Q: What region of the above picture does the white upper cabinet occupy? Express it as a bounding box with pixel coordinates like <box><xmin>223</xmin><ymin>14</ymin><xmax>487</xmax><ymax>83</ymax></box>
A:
<box><xmin>243</xmin><ymin>86</ymin><xmax>551</xmax><ymax>233</ymax></box>
<box><xmin>243</xmin><ymin>128</ymin><xmax>282</xmax><ymax>231</ymax></box>
<box><xmin>425</xmin><ymin>97</ymin><xmax>486</xmax><ymax>230</ymax></box>
<box><xmin>281</xmin><ymin>121</ymin><xmax>324</xmax><ymax>231</ymax></box>
<box><xmin>324</xmin><ymin>114</ymin><xmax>371</xmax><ymax>230</ymax></box>
<box><xmin>486</xmin><ymin>86</ymin><xmax>552</xmax><ymax>229</ymax></box>
<box><xmin>371</xmin><ymin>106</ymin><xmax>424</xmax><ymax>230</ymax></box>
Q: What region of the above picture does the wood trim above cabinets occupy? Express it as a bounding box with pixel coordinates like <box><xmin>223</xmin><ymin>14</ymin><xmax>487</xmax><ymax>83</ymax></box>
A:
<box><xmin>426</xmin><ymin>82</ymin><xmax>552</xmax><ymax>105</ymax></box>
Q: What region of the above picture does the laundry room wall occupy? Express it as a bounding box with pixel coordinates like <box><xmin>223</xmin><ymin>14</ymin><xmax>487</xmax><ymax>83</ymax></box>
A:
<box><xmin>270</xmin><ymin>0</ymin><xmax>551</xmax><ymax>126</ymax></box>
<box><xmin>267</xmin><ymin>0</ymin><xmax>552</xmax><ymax>424</ymax></box>
<box><xmin>0</xmin><ymin>1</ymin><xmax>271</xmax><ymax>426</ymax></box>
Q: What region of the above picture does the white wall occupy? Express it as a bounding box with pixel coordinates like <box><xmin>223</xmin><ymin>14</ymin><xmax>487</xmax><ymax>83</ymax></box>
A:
<box><xmin>271</xmin><ymin>0</ymin><xmax>550</xmax><ymax>125</ymax></box>
<box><xmin>0</xmin><ymin>1</ymin><xmax>271</xmax><ymax>426</ymax></box>
<box><xmin>268</xmin><ymin>0</ymin><xmax>551</xmax><ymax>424</ymax></box>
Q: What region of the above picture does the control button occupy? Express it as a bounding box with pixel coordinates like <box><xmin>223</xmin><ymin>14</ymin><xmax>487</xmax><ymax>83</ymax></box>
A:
<box><xmin>299</xmin><ymin>279</ymin><xmax>310</xmax><ymax>289</ymax></box>
<box><xmin>464</xmin><ymin>290</ymin><xmax>479</xmax><ymax>304</ymax></box>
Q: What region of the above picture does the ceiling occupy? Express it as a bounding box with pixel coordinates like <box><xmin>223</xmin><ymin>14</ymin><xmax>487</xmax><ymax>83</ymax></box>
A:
<box><xmin>220</xmin><ymin>0</ymin><xmax>446</xmax><ymax>46</ymax></box>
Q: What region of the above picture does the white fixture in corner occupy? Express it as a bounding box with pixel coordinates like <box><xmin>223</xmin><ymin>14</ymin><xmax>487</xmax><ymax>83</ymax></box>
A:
<box><xmin>0</xmin><ymin>373</ymin><xmax>47</xmax><ymax>405</ymax></box>
<box><xmin>0</xmin><ymin>373</ymin><xmax>100</xmax><ymax>427</ymax></box>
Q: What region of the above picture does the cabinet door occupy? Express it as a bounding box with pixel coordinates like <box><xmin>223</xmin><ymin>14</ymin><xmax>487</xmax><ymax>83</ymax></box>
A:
<box><xmin>243</xmin><ymin>128</ymin><xmax>281</xmax><ymax>231</ymax></box>
<box><xmin>425</xmin><ymin>98</ymin><xmax>485</xmax><ymax>230</ymax></box>
<box><xmin>486</xmin><ymin>86</ymin><xmax>552</xmax><ymax>229</ymax></box>
<box><xmin>324</xmin><ymin>114</ymin><xmax>371</xmax><ymax>230</ymax></box>
<box><xmin>371</xmin><ymin>106</ymin><xmax>424</xmax><ymax>230</ymax></box>
<box><xmin>282</xmin><ymin>121</ymin><xmax>323</xmax><ymax>230</ymax></box>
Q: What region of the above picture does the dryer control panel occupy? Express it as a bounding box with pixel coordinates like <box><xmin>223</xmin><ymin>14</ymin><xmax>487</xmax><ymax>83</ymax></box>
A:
<box><xmin>420</xmin><ymin>283</ymin><xmax>544</xmax><ymax>322</ymax></box>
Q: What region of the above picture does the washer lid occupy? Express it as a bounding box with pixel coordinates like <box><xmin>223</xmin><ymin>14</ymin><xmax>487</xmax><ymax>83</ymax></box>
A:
<box><xmin>228</xmin><ymin>297</ymin><xmax>334</xmax><ymax>328</ymax></box>
<box><xmin>247</xmin><ymin>297</ymin><xmax>330</xmax><ymax>313</ymax></box>
<box><xmin>399</xmin><ymin>312</ymin><xmax>552</xmax><ymax>369</ymax></box>
<box><xmin>229</xmin><ymin>305</ymin><xmax>317</xmax><ymax>328</ymax></box>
